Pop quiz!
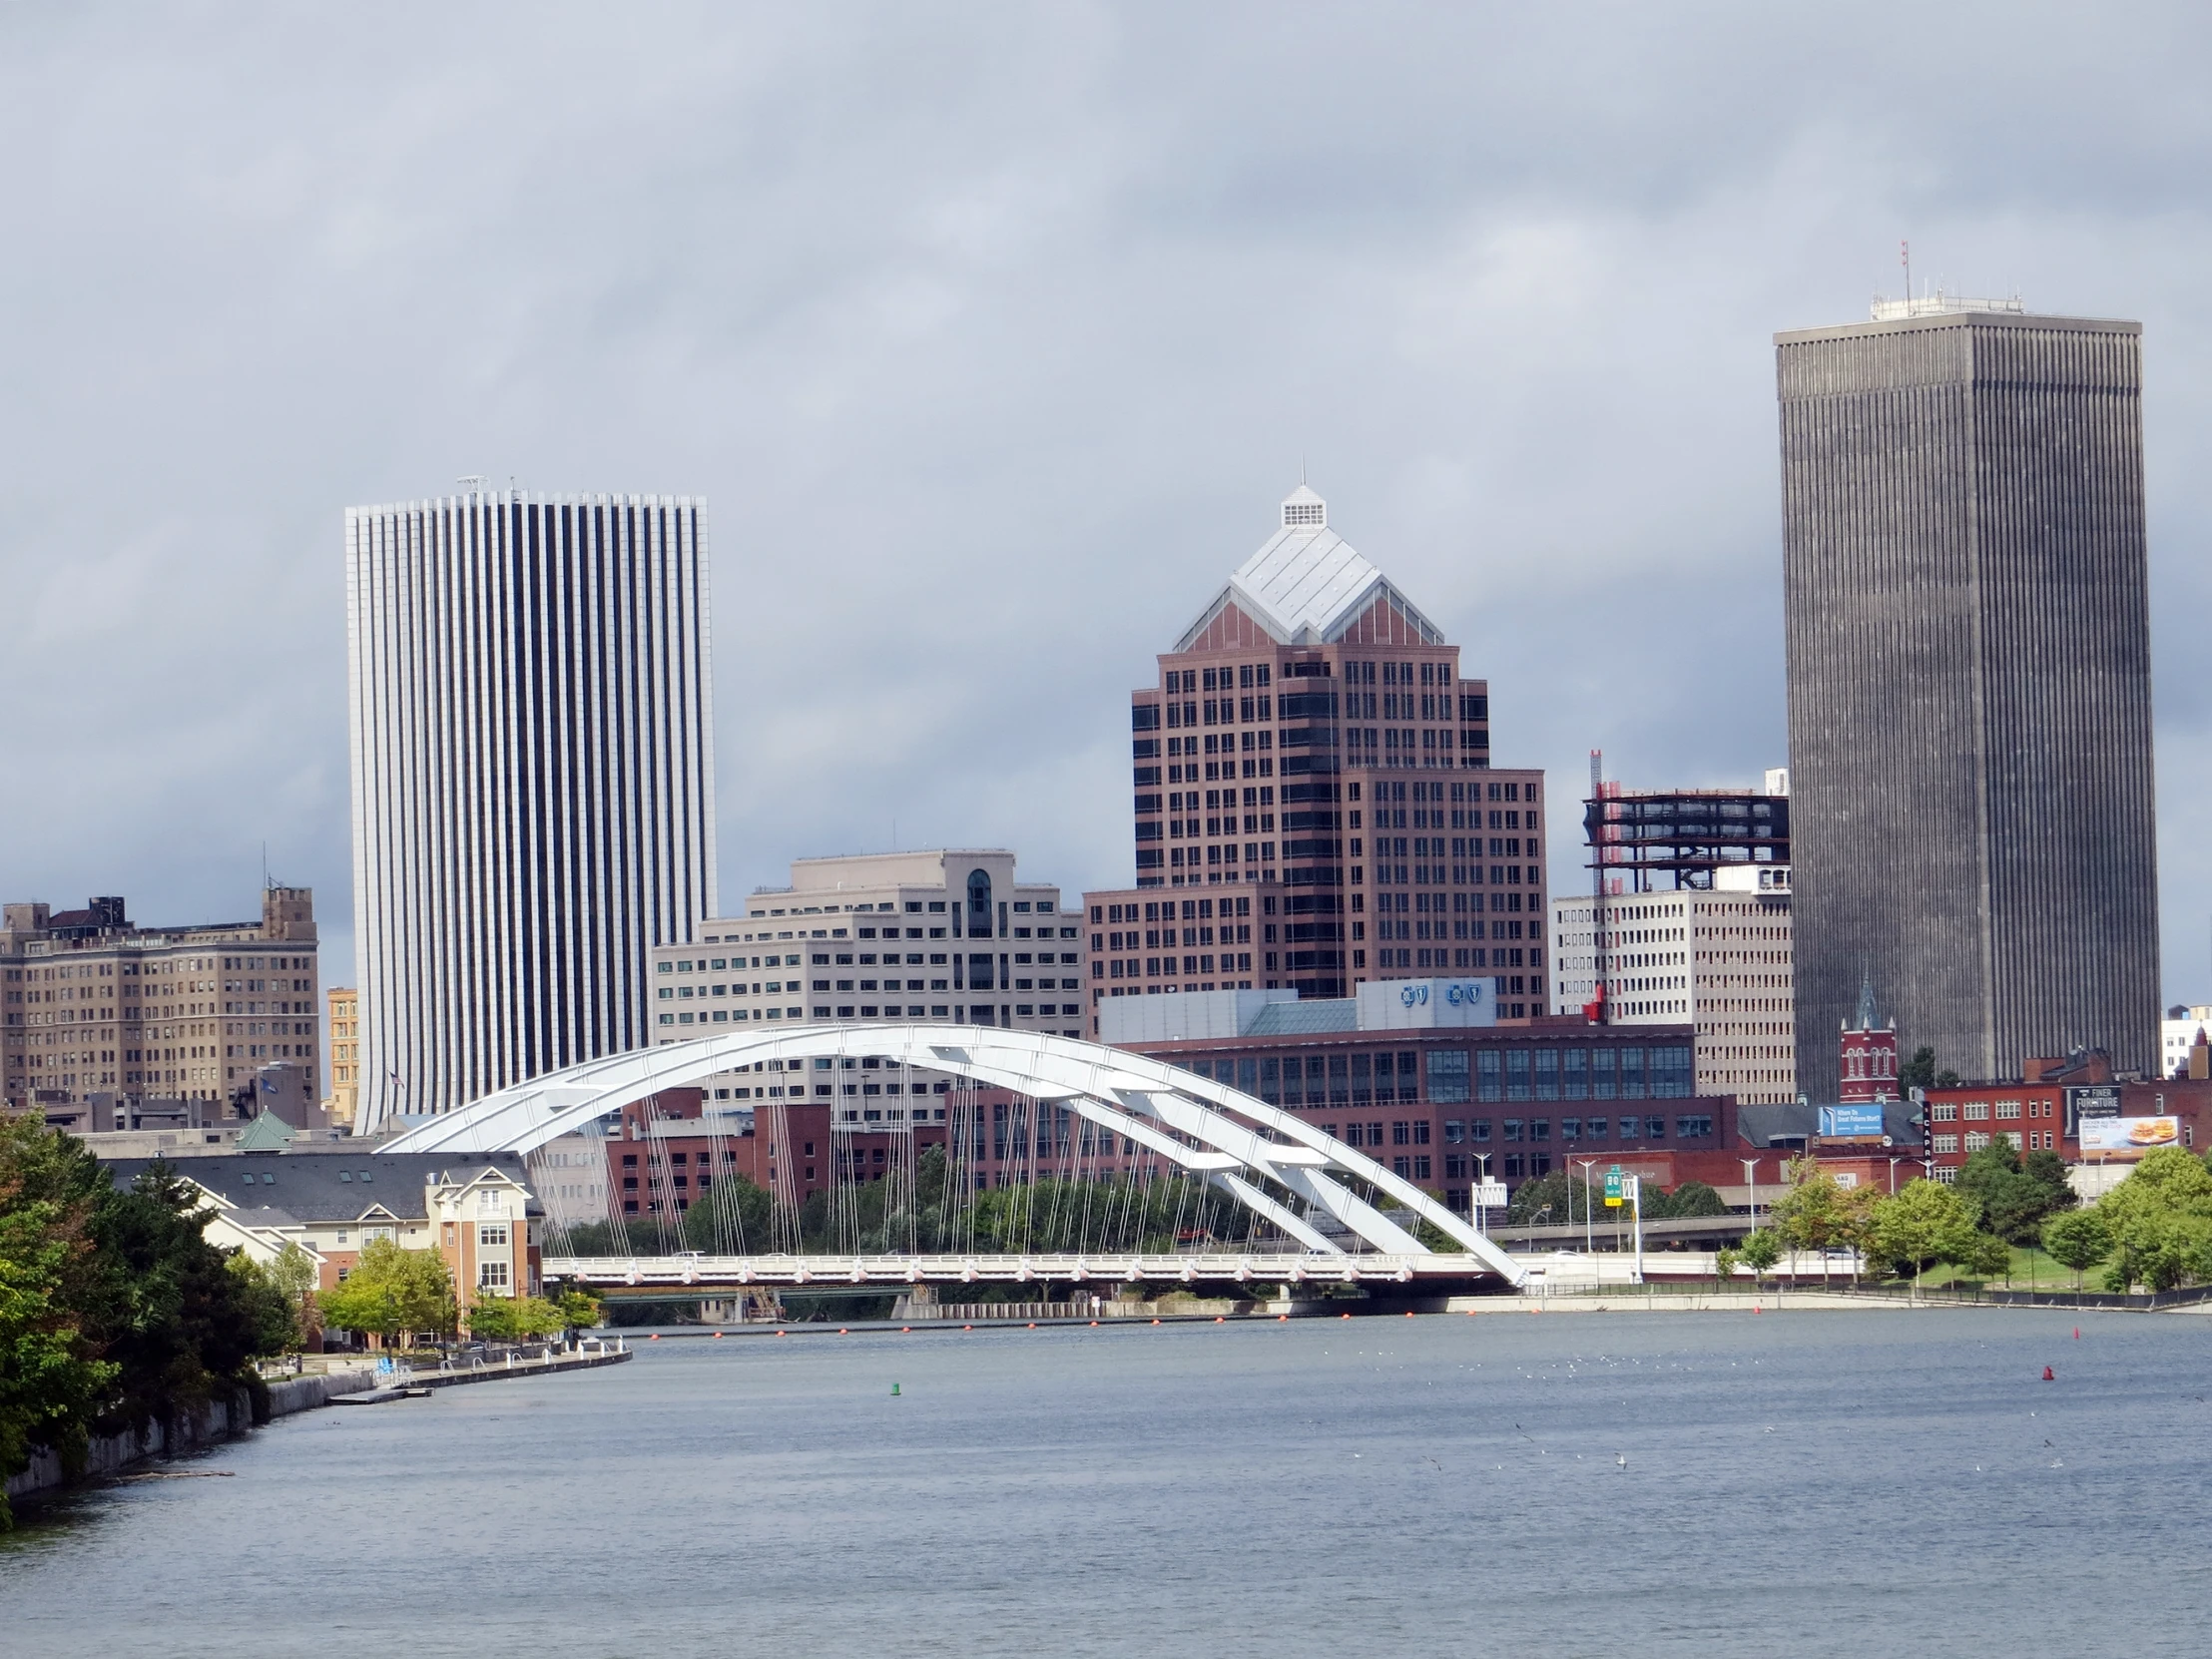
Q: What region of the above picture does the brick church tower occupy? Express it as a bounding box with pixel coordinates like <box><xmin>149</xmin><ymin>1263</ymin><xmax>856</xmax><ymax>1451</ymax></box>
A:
<box><xmin>1839</xmin><ymin>968</ymin><xmax>1899</xmax><ymax>1104</ymax></box>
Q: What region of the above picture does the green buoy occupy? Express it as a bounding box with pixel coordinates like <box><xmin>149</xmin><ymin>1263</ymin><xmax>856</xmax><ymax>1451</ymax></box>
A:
<box><xmin>891</xmin><ymin>1382</ymin><xmax>901</xmax><ymax>1396</ymax></box>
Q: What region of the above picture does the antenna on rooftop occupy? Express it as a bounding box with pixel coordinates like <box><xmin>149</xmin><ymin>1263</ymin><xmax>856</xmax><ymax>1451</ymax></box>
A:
<box><xmin>1901</xmin><ymin>240</ymin><xmax>1911</xmax><ymax>304</ymax></box>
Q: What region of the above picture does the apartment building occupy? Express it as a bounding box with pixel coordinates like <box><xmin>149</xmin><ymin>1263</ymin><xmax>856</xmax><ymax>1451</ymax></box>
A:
<box><xmin>1115</xmin><ymin>484</ymin><xmax>1547</xmax><ymax>1017</ymax></box>
<box><xmin>102</xmin><ymin>1150</ymin><xmax>541</xmax><ymax>1312</ymax></box>
<box><xmin>1550</xmin><ymin>865</ymin><xmax>1797</xmax><ymax>1104</ymax></box>
<box><xmin>2</xmin><ymin>886</ymin><xmax>320</xmax><ymax>1120</ymax></box>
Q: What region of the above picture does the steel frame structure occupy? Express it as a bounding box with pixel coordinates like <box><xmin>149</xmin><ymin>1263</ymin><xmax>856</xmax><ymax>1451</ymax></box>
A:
<box><xmin>377</xmin><ymin>1024</ymin><xmax>1524</xmax><ymax>1283</ymax></box>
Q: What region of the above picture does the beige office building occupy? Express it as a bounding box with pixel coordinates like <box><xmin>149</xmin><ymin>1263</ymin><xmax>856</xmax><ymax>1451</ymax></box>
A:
<box><xmin>2</xmin><ymin>887</ymin><xmax>320</xmax><ymax>1124</ymax></box>
<box><xmin>325</xmin><ymin>986</ymin><xmax>359</xmax><ymax>1128</ymax></box>
<box><xmin>1549</xmin><ymin>865</ymin><xmax>1796</xmax><ymax>1105</ymax></box>
<box><xmin>648</xmin><ymin>850</ymin><xmax>1080</xmax><ymax>1107</ymax></box>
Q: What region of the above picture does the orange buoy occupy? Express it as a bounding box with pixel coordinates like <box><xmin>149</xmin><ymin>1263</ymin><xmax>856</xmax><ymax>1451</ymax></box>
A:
<box><xmin>2042</xmin><ymin>1366</ymin><xmax>2055</xmax><ymax>1382</ymax></box>
<box><xmin>713</xmin><ymin>1332</ymin><xmax>724</xmax><ymax>1340</ymax></box>
<box><xmin>776</xmin><ymin>1330</ymin><xmax>787</xmax><ymax>1337</ymax></box>
<box><xmin>838</xmin><ymin>1328</ymin><xmax>848</xmax><ymax>1335</ymax></box>
<box><xmin>901</xmin><ymin>1327</ymin><xmax>911</xmax><ymax>1333</ymax></box>
<box><xmin>1278</xmin><ymin>1314</ymin><xmax>1288</xmax><ymax>1322</ymax></box>
<box><xmin>1405</xmin><ymin>1311</ymin><xmax>1414</xmax><ymax>1318</ymax></box>
<box><xmin>649</xmin><ymin>1333</ymin><xmax>660</xmax><ymax>1341</ymax></box>
<box><xmin>1090</xmin><ymin>1320</ymin><xmax>1099</xmax><ymax>1327</ymax></box>
<box><xmin>1215</xmin><ymin>1316</ymin><xmax>1225</xmax><ymax>1323</ymax></box>
<box><xmin>1151</xmin><ymin>1318</ymin><xmax>1161</xmax><ymax>1325</ymax></box>
<box><xmin>1027</xmin><ymin>1323</ymin><xmax>1037</xmax><ymax>1329</ymax></box>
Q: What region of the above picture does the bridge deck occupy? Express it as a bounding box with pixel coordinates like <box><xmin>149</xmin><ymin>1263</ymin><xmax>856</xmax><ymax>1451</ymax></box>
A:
<box><xmin>543</xmin><ymin>1252</ymin><xmax>1509</xmax><ymax>1289</ymax></box>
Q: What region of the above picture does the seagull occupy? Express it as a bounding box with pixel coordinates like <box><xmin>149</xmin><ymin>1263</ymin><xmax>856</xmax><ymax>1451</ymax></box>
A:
<box><xmin>1616</xmin><ymin>1453</ymin><xmax>1628</xmax><ymax>1469</ymax></box>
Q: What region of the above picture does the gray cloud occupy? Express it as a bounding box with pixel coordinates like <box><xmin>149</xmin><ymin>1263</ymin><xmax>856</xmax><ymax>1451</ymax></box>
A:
<box><xmin>3</xmin><ymin>2</ymin><xmax>2209</xmax><ymax>1003</ymax></box>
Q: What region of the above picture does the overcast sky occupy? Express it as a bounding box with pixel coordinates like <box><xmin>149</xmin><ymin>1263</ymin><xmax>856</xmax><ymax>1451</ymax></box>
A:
<box><xmin>4</xmin><ymin>3</ymin><xmax>2210</xmax><ymax>1006</ymax></box>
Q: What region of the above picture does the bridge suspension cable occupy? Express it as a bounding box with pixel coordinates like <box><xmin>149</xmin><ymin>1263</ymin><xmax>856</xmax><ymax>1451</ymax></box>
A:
<box><xmin>382</xmin><ymin>1024</ymin><xmax>1523</xmax><ymax>1285</ymax></box>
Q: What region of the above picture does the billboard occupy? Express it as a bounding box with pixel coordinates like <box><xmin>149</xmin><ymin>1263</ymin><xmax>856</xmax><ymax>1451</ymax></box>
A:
<box><xmin>1819</xmin><ymin>1105</ymin><xmax>1887</xmax><ymax>1138</ymax></box>
<box><xmin>2078</xmin><ymin>1115</ymin><xmax>2180</xmax><ymax>1153</ymax></box>
<box><xmin>2066</xmin><ymin>1085</ymin><xmax>2123</xmax><ymax>1134</ymax></box>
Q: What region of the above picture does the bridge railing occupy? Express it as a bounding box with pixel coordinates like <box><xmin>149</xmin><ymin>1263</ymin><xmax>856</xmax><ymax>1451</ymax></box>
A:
<box><xmin>541</xmin><ymin>1251</ymin><xmax>1509</xmax><ymax>1287</ymax></box>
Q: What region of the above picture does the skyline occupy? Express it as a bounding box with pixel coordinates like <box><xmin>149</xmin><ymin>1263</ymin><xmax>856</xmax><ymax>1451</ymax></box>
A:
<box><xmin>4</xmin><ymin>7</ymin><xmax>2211</xmax><ymax>1019</ymax></box>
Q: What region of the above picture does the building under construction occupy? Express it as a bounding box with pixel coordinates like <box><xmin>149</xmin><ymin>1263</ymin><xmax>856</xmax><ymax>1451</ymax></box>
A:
<box><xmin>1585</xmin><ymin>768</ymin><xmax>1791</xmax><ymax>892</ymax></box>
<box><xmin>1548</xmin><ymin>763</ymin><xmax>1798</xmax><ymax>1105</ymax></box>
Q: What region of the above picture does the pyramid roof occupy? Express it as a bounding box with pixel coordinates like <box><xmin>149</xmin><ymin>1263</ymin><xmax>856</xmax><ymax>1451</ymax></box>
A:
<box><xmin>1175</xmin><ymin>486</ymin><xmax>1446</xmax><ymax>650</ymax></box>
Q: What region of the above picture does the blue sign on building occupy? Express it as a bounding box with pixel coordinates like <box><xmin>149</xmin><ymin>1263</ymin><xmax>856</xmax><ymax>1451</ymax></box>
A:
<box><xmin>1818</xmin><ymin>1104</ymin><xmax>1887</xmax><ymax>1138</ymax></box>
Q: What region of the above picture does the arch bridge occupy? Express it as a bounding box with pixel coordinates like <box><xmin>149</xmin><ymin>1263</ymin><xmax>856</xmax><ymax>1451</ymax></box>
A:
<box><xmin>376</xmin><ymin>1024</ymin><xmax>1525</xmax><ymax>1288</ymax></box>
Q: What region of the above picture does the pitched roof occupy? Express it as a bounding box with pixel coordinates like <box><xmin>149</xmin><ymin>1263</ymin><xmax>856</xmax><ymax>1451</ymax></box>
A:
<box><xmin>1175</xmin><ymin>486</ymin><xmax>1446</xmax><ymax>650</ymax></box>
<box><xmin>236</xmin><ymin>1113</ymin><xmax>295</xmax><ymax>1152</ymax></box>
<box><xmin>101</xmin><ymin>1150</ymin><xmax>538</xmax><ymax>1223</ymax></box>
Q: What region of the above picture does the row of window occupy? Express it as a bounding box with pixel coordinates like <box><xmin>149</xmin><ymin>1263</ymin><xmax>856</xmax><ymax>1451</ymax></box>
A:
<box><xmin>659</xmin><ymin>1001</ymin><xmax>1083</xmax><ymax>1027</ymax></box>
<box><xmin>1427</xmin><ymin>1045</ymin><xmax>1696</xmax><ymax>1103</ymax></box>
<box><xmin>1929</xmin><ymin>1099</ymin><xmax>2054</xmax><ymax>1122</ymax></box>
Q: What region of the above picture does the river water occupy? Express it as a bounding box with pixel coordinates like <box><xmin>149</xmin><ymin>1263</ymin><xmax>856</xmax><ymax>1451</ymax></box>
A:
<box><xmin>2</xmin><ymin>1308</ymin><xmax>2203</xmax><ymax>1656</ymax></box>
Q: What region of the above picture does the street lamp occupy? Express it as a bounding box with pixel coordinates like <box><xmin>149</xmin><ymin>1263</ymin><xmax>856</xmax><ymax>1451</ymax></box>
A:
<box><xmin>1739</xmin><ymin>1156</ymin><xmax>1761</xmax><ymax>1235</ymax></box>
<box><xmin>1887</xmin><ymin>1156</ymin><xmax>1904</xmax><ymax>1195</ymax></box>
<box><xmin>1574</xmin><ymin>1158</ymin><xmax>1599</xmax><ymax>1255</ymax></box>
<box><xmin>1472</xmin><ymin>1152</ymin><xmax>1492</xmax><ymax>1235</ymax></box>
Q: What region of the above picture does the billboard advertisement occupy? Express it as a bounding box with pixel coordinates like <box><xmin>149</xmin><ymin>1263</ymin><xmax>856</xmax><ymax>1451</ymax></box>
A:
<box><xmin>2078</xmin><ymin>1115</ymin><xmax>2180</xmax><ymax>1154</ymax></box>
<box><xmin>2066</xmin><ymin>1085</ymin><xmax>2123</xmax><ymax>1134</ymax></box>
<box><xmin>1819</xmin><ymin>1105</ymin><xmax>1887</xmax><ymax>1138</ymax></box>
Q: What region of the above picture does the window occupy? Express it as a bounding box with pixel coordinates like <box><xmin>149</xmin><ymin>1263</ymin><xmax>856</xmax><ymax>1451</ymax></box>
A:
<box><xmin>1476</xmin><ymin>1050</ymin><xmax>1501</xmax><ymax>1102</ymax></box>
<box><xmin>477</xmin><ymin>1223</ymin><xmax>509</xmax><ymax>1247</ymax></box>
<box><xmin>478</xmin><ymin>1261</ymin><xmax>510</xmax><ymax>1291</ymax></box>
<box><xmin>1425</xmin><ymin>1049</ymin><xmax>1469</xmax><ymax>1104</ymax></box>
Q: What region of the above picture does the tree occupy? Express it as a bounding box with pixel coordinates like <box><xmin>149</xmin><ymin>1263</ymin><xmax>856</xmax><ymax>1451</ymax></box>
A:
<box><xmin>681</xmin><ymin>1176</ymin><xmax>773</xmax><ymax>1254</ymax></box>
<box><xmin>1763</xmin><ymin>1160</ymin><xmax>1878</xmax><ymax>1283</ymax></box>
<box><xmin>1900</xmin><ymin>1047</ymin><xmax>1937</xmax><ymax>1091</ymax></box>
<box><xmin>269</xmin><ymin>1244</ymin><xmax>319</xmax><ymax>1350</ymax></box>
<box><xmin>2040</xmin><ymin>1210</ymin><xmax>2111</xmax><ymax>1292</ymax></box>
<box><xmin>1955</xmin><ymin>1142</ymin><xmax>2071</xmax><ymax>1245</ymax></box>
<box><xmin>1739</xmin><ymin>1229</ymin><xmax>1782</xmax><ymax>1287</ymax></box>
<box><xmin>553</xmin><ymin>1288</ymin><xmax>603</xmax><ymax>1332</ymax></box>
<box><xmin>1712</xmin><ymin>1244</ymin><xmax>1741</xmax><ymax>1290</ymax></box>
<box><xmin>1654</xmin><ymin>1180</ymin><xmax>1728</xmax><ymax>1220</ymax></box>
<box><xmin>227</xmin><ymin>1254</ymin><xmax>299</xmax><ymax>1357</ymax></box>
<box><xmin>467</xmin><ymin>1292</ymin><xmax>568</xmax><ymax>1341</ymax></box>
<box><xmin>0</xmin><ymin>1119</ymin><xmax>286</xmax><ymax>1525</ymax></box>
<box><xmin>0</xmin><ymin>1168</ymin><xmax>116</xmax><ymax>1531</ymax></box>
<box><xmin>317</xmin><ymin>1238</ymin><xmax>456</xmax><ymax>1349</ymax></box>
<box><xmin>2089</xmin><ymin>1147</ymin><xmax>2212</xmax><ymax>1292</ymax></box>
<box><xmin>1866</xmin><ymin>1178</ymin><xmax>1982</xmax><ymax>1285</ymax></box>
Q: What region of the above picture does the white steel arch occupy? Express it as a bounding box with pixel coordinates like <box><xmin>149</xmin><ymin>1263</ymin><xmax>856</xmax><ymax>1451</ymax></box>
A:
<box><xmin>376</xmin><ymin>1024</ymin><xmax>1523</xmax><ymax>1283</ymax></box>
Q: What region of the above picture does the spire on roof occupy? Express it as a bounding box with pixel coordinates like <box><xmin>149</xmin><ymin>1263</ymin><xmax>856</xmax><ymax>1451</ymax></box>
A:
<box><xmin>1854</xmin><ymin>962</ymin><xmax>1881</xmax><ymax>1032</ymax></box>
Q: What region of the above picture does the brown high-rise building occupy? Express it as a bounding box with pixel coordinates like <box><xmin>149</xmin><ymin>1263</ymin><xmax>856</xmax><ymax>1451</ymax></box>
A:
<box><xmin>1</xmin><ymin>886</ymin><xmax>320</xmax><ymax>1123</ymax></box>
<box><xmin>1094</xmin><ymin>486</ymin><xmax>1547</xmax><ymax>1025</ymax></box>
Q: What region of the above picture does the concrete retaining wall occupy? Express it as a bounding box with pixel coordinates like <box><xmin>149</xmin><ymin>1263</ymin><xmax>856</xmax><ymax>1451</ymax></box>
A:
<box><xmin>7</xmin><ymin>1366</ymin><xmax>378</xmax><ymax>1514</ymax></box>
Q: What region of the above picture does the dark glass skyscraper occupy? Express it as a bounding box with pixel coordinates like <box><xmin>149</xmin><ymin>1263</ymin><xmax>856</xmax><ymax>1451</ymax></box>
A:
<box><xmin>1778</xmin><ymin>300</ymin><xmax>2158</xmax><ymax>1097</ymax></box>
